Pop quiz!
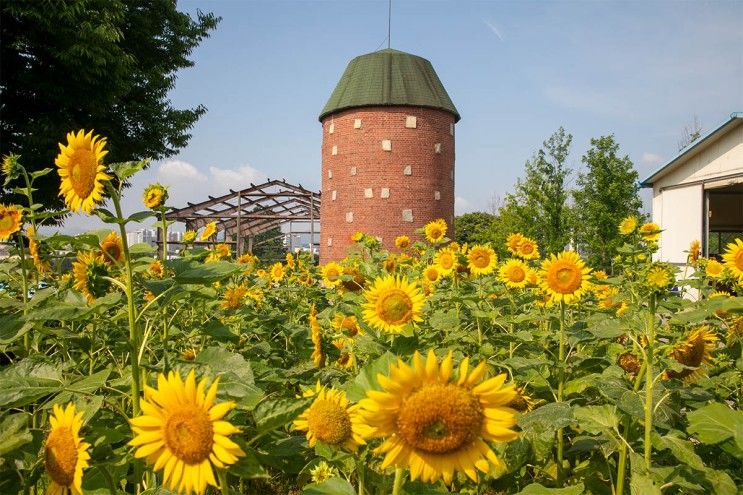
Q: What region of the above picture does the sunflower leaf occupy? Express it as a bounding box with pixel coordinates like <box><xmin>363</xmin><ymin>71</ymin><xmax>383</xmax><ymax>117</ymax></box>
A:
<box><xmin>109</xmin><ymin>159</ymin><xmax>150</xmax><ymax>181</ymax></box>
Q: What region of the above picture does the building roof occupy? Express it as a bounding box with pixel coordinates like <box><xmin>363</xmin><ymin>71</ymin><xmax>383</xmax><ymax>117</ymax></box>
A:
<box><xmin>319</xmin><ymin>48</ymin><xmax>460</xmax><ymax>122</ymax></box>
<box><xmin>641</xmin><ymin>112</ymin><xmax>743</xmax><ymax>187</ymax></box>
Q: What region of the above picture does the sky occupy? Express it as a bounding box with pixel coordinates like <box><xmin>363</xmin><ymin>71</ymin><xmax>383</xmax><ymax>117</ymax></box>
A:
<box><xmin>60</xmin><ymin>0</ymin><xmax>743</xmax><ymax>234</ymax></box>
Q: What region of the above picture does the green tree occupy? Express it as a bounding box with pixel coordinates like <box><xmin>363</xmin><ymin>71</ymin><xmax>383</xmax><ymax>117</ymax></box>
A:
<box><xmin>0</xmin><ymin>0</ymin><xmax>219</xmax><ymax>209</ymax></box>
<box><xmin>454</xmin><ymin>212</ymin><xmax>496</xmax><ymax>245</ymax></box>
<box><xmin>498</xmin><ymin>127</ymin><xmax>573</xmax><ymax>255</ymax></box>
<box><xmin>573</xmin><ymin>135</ymin><xmax>641</xmax><ymax>269</ymax></box>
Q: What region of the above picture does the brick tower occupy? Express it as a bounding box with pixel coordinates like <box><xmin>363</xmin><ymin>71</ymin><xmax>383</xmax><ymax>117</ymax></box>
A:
<box><xmin>319</xmin><ymin>49</ymin><xmax>460</xmax><ymax>262</ymax></box>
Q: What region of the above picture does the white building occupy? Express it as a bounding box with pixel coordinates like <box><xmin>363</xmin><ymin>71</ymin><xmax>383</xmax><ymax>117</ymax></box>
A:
<box><xmin>126</xmin><ymin>229</ymin><xmax>157</xmax><ymax>248</ymax></box>
<box><xmin>641</xmin><ymin>112</ymin><xmax>743</xmax><ymax>264</ymax></box>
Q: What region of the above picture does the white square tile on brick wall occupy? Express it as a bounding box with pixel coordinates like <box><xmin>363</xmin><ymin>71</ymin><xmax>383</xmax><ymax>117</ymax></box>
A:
<box><xmin>354</xmin><ymin>119</ymin><xmax>362</xmax><ymax>129</ymax></box>
<box><xmin>331</xmin><ymin>145</ymin><xmax>337</xmax><ymax>155</ymax></box>
<box><xmin>435</xmin><ymin>191</ymin><xmax>441</xmax><ymax>200</ymax></box>
<box><xmin>405</xmin><ymin>116</ymin><xmax>417</xmax><ymax>128</ymax></box>
<box><xmin>328</xmin><ymin>170</ymin><xmax>332</xmax><ymax>179</ymax></box>
<box><xmin>450</xmin><ymin>123</ymin><xmax>454</xmax><ymax>136</ymax></box>
<box><xmin>329</xmin><ymin>123</ymin><xmax>334</xmax><ymax>134</ymax></box>
<box><xmin>434</xmin><ymin>143</ymin><xmax>442</xmax><ymax>154</ymax></box>
<box><xmin>403</xmin><ymin>165</ymin><xmax>412</xmax><ymax>176</ymax></box>
<box><xmin>350</xmin><ymin>166</ymin><xmax>357</xmax><ymax>176</ymax></box>
<box><xmin>402</xmin><ymin>209</ymin><xmax>413</xmax><ymax>222</ymax></box>
<box><xmin>364</xmin><ymin>188</ymin><xmax>373</xmax><ymax>198</ymax></box>
<box><xmin>382</xmin><ymin>139</ymin><xmax>392</xmax><ymax>151</ymax></box>
<box><xmin>346</xmin><ymin>212</ymin><xmax>354</xmax><ymax>223</ymax></box>
<box><xmin>327</xmin><ymin>237</ymin><xmax>332</xmax><ymax>246</ymax></box>
<box><xmin>380</xmin><ymin>188</ymin><xmax>390</xmax><ymax>198</ymax></box>
<box><xmin>331</xmin><ymin>190</ymin><xmax>337</xmax><ymax>201</ymax></box>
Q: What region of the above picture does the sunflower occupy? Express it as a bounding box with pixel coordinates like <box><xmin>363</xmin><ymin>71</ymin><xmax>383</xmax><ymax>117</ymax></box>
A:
<box><xmin>298</xmin><ymin>270</ymin><xmax>315</xmax><ymax>287</ymax></box>
<box><xmin>221</xmin><ymin>285</ymin><xmax>248</xmax><ymax>309</ymax></box>
<box><xmin>285</xmin><ymin>252</ymin><xmax>296</xmax><ymax>269</ymax></box>
<box><xmin>705</xmin><ymin>259</ymin><xmax>724</xmax><ymax>278</ymax></box>
<box><xmin>727</xmin><ymin>317</ymin><xmax>743</xmax><ymax>343</ymax></box>
<box><xmin>321</xmin><ymin>262</ymin><xmax>343</xmax><ymax>287</ymax></box>
<box><xmin>618</xmin><ymin>215</ymin><xmax>637</xmax><ymax>235</ymax></box>
<box><xmin>2</xmin><ymin>153</ymin><xmax>20</xmax><ymax>181</ymax></box>
<box><xmin>270</xmin><ymin>262</ymin><xmax>285</xmax><ymax>282</ymax></box>
<box><xmin>309</xmin><ymin>304</ymin><xmax>325</xmax><ymax>367</ymax></box>
<box><xmin>56</xmin><ymin>130</ymin><xmax>111</xmax><ymax>213</ymax></box>
<box><xmin>664</xmin><ymin>326</ymin><xmax>717</xmax><ymax>383</ymax></box>
<box><xmin>333</xmin><ymin>314</ymin><xmax>363</xmax><ymax>337</ymax></box>
<box><xmin>499</xmin><ymin>259</ymin><xmax>530</xmax><ymax>288</ymax></box>
<box><xmin>647</xmin><ymin>265</ymin><xmax>672</xmax><ymax>290</ymax></box>
<box><xmin>639</xmin><ymin>222</ymin><xmax>661</xmax><ymax>242</ymax></box>
<box><xmin>688</xmin><ymin>239</ymin><xmax>701</xmax><ymax>265</ymax></box>
<box><xmin>200</xmin><ymin>222</ymin><xmax>217</xmax><ymax>241</ymax></box>
<box><xmin>516</xmin><ymin>237</ymin><xmax>540</xmax><ymax>260</ymax></box>
<box><xmin>505</xmin><ymin>386</ymin><xmax>537</xmax><ymax>413</ymax></box>
<box><xmin>149</xmin><ymin>260</ymin><xmax>165</xmax><ymax>279</ymax></box>
<box><xmin>467</xmin><ymin>244</ymin><xmax>497</xmax><ymax>276</ymax></box>
<box><xmin>383</xmin><ymin>256</ymin><xmax>397</xmax><ymax>273</ymax></box>
<box><xmin>435</xmin><ymin>248</ymin><xmax>457</xmax><ymax>275</ymax></box>
<box><xmin>423</xmin><ymin>265</ymin><xmax>440</xmax><ymax>284</ymax></box>
<box><xmin>362</xmin><ymin>275</ymin><xmax>425</xmax><ymax>334</ymax></box>
<box><xmin>0</xmin><ymin>204</ymin><xmax>22</xmax><ymax>240</ymax></box>
<box><xmin>44</xmin><ymin>403</ymin><xmax>91</xmax><ymax>495</ymax></box>
<box><xmin>395</xmin><ymin>235</ymin><xmax>411</xmax><ymax>250</ymax></box>
<box><xmin>294</xmin><ymin>382</ymin><xmax>371</xmax><ymax>451</ymax></box>
<box><xmin>72</xmin><ymin>251</ymin><xmax>110</xmax><ymax>303</ymax></box>
<box><xmin>206</xmin><ymin>243</ymin><xmax>231</xmax><ymax>263</ymax></box>
<box><xmin>423</xmin><ymin>218</ymin><xmax>447</xmax><ymax>244</ymax></box>
<box><xmin>129</xmin><ymin>370</ymin><xmax>245</xmax><ymax>495</ymax></box>
<box><xmin>143</xmin><ymin>183</ymin><xmax>169</xmax><ymax>209</ymax></box>
<box><xmin>340</xmin><ymin>265</ymin><xmax>365</xmax><ymax>292</ymax></box>
<box><xmin>617</xmin><ymin>352</ymin><xmax>641</xmax><ymax>375</ymax></box>
<box><xmin>358</xmin><ymin>350</ymin><xmax>518</xmax><ymax>485</ymax></box>
<box><xmin>506</xmin><ymin>233</ymin><xmax>524</xmax><ymax>255</ymax></box>
<box><xmin>309</xmin><ymin>461</ymin><xmax>336</xmax><ymax>483</ymax></box>
<box><xmin>27</xmin><ymin>226</ymin><xmax>52</xmax><ymax>274</ymax></box>
<box><xmin>722</xmin><ymin>238</ymin><xmax>743</xmax><ymax>279</ymax></box>
<box><xmin>99</xmin><ymin>231</ymin><xmax>124</xmax><ymax>264</ymax></box>
<box><xmin>539</xmin><ymin>251</ymin><xmax>591</xmax><ymax>304</ymax></box>
<box><xmin>237</xmin><ymin>253</ymin><xmax>257</xmax><ymax>265</ymax></box>
<box><xmin>351</xmin><ymin>231</ymin><xmax>364</xmax><ymax>242</ymax></box>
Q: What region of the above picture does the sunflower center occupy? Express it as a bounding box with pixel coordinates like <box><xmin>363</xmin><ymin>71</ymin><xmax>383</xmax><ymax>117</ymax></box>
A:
<box><xmin>306</xmin><ymin>398</ymin><xmax>352</xmax><ymax>445</ymax></box>
<box><xmin>45</xmin><ymin>427</ymin><xmax>78</xmax><ymax>487</ymax></box>
<box><xmin>429</xmin><ymin>228</ymin><xmax>442</xmax><ymax>239</ymax></box>
<box><xmin>521</xmin><ymin>244</ymin><xmax>534</xmax><ymax>254</ymax></box>
<box><xmin>508</xmin><ymin>266</ymin><xmax>525</xmax><ymax>282</ymax></box>
<box><xmin>376</xmin><ymin>289</ymin><xmax>414</xmax><ymax>325</ymax></box>
<box><xmin>163</xmin><ymin>405</ymin><xmax>214</xmax><ymax>464</ymax></box>
<box><xmin>69</xmin><ymin>150</ymin><xmax>97</xmax><ymax>199</ymax></box>
<box><xmin>0</xmin><ymin>213</ymin><xmax>14</xmax><ymax>230</ymax></box>
<box><xmin>551</xmin><ymin>263</ymin><xmax>581</xmax><ymax>293</ymax></box>
<box><xmin>326</xmin><ymin>269</ymin><xmax>340</xmax><ymax>280</ymax></box>
<box><xmin>396</xmin><ymin>384</ymin><xmax>483</xmax><ymax>454</ymax></box>
<box><xmin>471</xmin><ymin>253</ymin><xmax>490</xmax><ymax>269</ymax></box>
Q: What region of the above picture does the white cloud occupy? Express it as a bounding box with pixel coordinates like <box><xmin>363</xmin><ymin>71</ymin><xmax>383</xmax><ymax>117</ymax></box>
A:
<box><xmin>641</xmin><ymin>152</ymin><xmax>664</xmax><ymax>166</ymax></box>
<box><xmin>482</xmin><ymin>19</ymin><xmax>505</xmax><ymax>42</ymax></box>
<box><xmin>455</xmin><ymin>196</ymin><xmax>476</xmax><ymax>215</ymax></box>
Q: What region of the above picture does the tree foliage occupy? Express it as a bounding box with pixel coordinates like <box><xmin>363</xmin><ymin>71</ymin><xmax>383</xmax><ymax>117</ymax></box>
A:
<box><xmin>453</xmin><ymin>212</ymin><xmax>496</xmax><ymax>246</ymax></box>
<box><xmin>499</xmin><ymin>127</ymin><xmax>573</xmax><ymax>254</ymax></box>
<box><xmin>573</xmin><ymin>135</ymin><xmax>642</xmax><ymax>269</ymax></box>
<box><xmin>0</xmin><ymin>0</ymin><xmax>220</xmax><ymax>209</ymax></box>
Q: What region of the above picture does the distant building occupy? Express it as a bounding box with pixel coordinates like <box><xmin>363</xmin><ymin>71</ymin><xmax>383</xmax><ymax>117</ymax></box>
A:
<box><xmin>319</xmin><ymin>48</ymin><xmax>460</xmax><ymax>262</ymax></box>
<box><xmin>641</xmin><ymin>112</ymin><xmax>743</xmax><ymax>263</ymax></box>
<box><xmin>126</xmin><ymin>229</ymin><xmax>157</xmax><ymax>248</ymax></box>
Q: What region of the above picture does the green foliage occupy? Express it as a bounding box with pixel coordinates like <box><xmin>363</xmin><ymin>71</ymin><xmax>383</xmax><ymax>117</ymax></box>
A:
<box><xmin>453</xmin><ymin>212</ymin><xmax>496</xmax><ymax>245</ymax></box>
<box><xmin>499</xmin><ymin>127</ymin><xmax>573</xmax><ymax>254</ymax></box>
<box><xmin>573</xmin><ymin>135</ymin><xmax>642</xmax><ymax>269</ymax></box>
<box><xmin>0</xmin><ymin>1</ymin><xmax>220</xmax><ymax>209</ymax></box>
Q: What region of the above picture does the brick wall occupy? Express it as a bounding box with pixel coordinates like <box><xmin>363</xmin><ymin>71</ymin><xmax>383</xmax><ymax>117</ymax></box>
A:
<box><xmin>319</xmin><ymin>106</ymin><xmax>456</xmax><ymax>262</ymax></box>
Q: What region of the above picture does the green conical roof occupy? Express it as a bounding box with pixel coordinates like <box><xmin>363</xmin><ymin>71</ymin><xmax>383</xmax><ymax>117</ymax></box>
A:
<box><xmin>320</xmin><ymin>49</ymin><xmax>460</xmax><ymax>122</ymax></box>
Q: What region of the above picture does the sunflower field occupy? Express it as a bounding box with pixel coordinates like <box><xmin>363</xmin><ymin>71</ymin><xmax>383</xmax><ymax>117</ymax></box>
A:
<box><xmin>1</xmin><ymin>131</ymin><xmax>742</xmax><ymax>495</ymax></box>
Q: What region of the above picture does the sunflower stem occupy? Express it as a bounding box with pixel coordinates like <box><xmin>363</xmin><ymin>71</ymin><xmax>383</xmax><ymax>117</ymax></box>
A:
<box><xmin>160</xmin><ymin>207</ymin><xmax>168</xmax><ymax>263</ymax></box>
<box><xmin>391</xmin><ymin>468</ymin><xmax>405</xmax><ymax>495</ymax></box>
<box><xmin>16</xmin><ymin>231</ymin><xmax>30</xmax><ymax>354</ymax></box>
<box><xmin>644</xmin><ymin>293</ymin><xmax>656</xmax><ymax>470</ymax></box>
<box><xmin>106</xmin><ymin>183</ymin><xmax>141</xmax><ymax>417</ymax></box>
<box><xmin>218</xmin><ymin>469</ymin><xmax>230</xmax><ymax>495</ymax></box>
<box><xmin>556</xmin><ymin>300</ymin><xmax>566</xmax><ymax>480</ymax></box>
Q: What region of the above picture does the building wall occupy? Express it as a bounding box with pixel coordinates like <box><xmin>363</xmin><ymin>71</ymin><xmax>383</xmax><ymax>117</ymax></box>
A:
<box><xmin>319</xmin><ymin>106</ymin><xmax>456</xmax><ymax>262</ymax></box>
<box><xmin>651</xmin><ymin>121</ymin><xmax>743</xmax><ymax>264</ymax></box>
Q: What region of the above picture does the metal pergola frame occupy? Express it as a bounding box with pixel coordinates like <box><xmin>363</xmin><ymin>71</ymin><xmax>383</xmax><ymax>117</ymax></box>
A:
<box><xmin>162</xmin><ymin>179</ymin><xmax>321</xmax><ymax>256</ymax></box>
